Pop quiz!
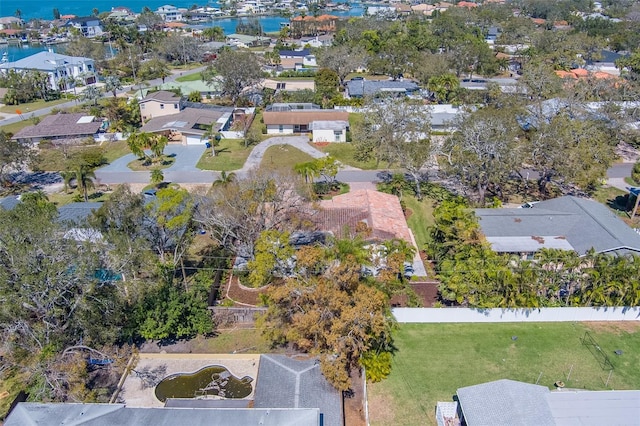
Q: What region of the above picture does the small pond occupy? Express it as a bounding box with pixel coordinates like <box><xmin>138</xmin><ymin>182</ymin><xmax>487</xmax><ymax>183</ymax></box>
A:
<box><xmin>154</xmin><ymin>365</ymin><xmax>253</xmax><ymax>402</ymax></box>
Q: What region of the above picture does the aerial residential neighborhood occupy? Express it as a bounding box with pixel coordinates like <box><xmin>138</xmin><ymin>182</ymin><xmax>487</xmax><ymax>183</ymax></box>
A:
<box><xmin>1</xmin><ymin>1</ymin><xmax>640</xmax><ymax>425</ymax></box>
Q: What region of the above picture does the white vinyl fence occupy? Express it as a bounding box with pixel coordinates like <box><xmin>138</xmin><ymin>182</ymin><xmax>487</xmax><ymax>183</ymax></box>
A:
<box><xmin>393</xmin><ymin>307</ymin><xmax>640</xmax><ymax>323</ymax></box>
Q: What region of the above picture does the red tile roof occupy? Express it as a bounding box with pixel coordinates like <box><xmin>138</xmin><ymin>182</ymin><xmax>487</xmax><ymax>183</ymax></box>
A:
<box><xmin>317</xmin><ymin>190</ymin><xmax>413</xmax><ymax>244</ymax></box>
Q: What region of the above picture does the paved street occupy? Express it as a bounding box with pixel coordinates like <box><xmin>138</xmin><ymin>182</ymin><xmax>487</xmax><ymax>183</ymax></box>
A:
<box><xmin>0</xmin><ymin>66</ymin><xmax>208</xmax><ymax>127</ymax></box>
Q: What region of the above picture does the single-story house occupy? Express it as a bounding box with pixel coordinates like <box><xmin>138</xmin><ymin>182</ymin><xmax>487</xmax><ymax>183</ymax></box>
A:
<box><xmin>139</xmin><ymin>106</ymin><xmax>233</xmax><ymax>145</ymax></box>
<box><xmin>260</xmin><ymin>79</ymin><xmax>316</xmax><ymax>93</ymax></box>
<box><xmin>262</xmin><ymin>109</ymin><xmax>349</xmax><ymax>136</ymax></box>
<box><xmin>345</xmin><ymin>79</ymin><xmax>420</xmax><ymax>98</ymax></box>
<box><xmin>438</xmin><ymin>379</ymin><xmax>640</xmax><ymax>426</ymax></box>
<box><xmin>12</xmin><ymin>113</ymin><xmax>102</xmax><ymax>144</ymax></box>
<box><xmin>475</xmin><ymin>196</ymin><xmax>640</xmax><ymax>257</ymax></box>
<box><xmin>254</xmin><ymin>355</ymin><xmax>343</xmax><ymax>426</ymax></box>
<box><xmin>316</xmin><ymin>189</ymin><xmax>426</xmax><ymax>275</ymax></box>
<box><xmin>160</xmin><ymin>78</ymin><xmax>223</xmax><ymax>98</ymax></box>
<box><xmin>226</xmin><ymin>33</ymin><xmax>269</xmax><ymax>47</ymax></box>
<box><xmin>0</xmin><ymin>51</ymin><xmax>96</xmax><ymax>91</ymax></box>
<box><xmin>139</xmin><ymin>90</ymin><xmax>183</xmax><ymax>123</ymax></box>
<box><xmin>309</xmin><ymin>120</ymin><xmax>348</xmax><ymax>142</ymax></box>
<box><xmin>6</xmin><ymin>404</ymin><xmax>320</xmax><ymax>426</ymax></box>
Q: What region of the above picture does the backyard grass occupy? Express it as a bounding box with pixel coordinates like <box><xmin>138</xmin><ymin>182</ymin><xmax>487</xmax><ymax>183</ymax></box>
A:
<box><xmin>260</xmin><ymin>145</ymin><xmax>315</xmax><ymax>171</ymax></box>
<box><xmin>368</xmin><ymin>322</ymin><xmax>640</xmax><ymax>426</ymax></box>
<box><xmin>196</xmin><ymin>138</ymin><xmax>252</xmax><ymax>171</ymax></box>
<box><xmin>313</xmin><ymin>142</ymin><xmax>391</xmax><ymax>170</ymax></box>
<box><xmin>403</xmin><ymin>195</ymin><xmax>436</xmax><ymax>250</ymax></box>
<box><xmin>186</xmin><ymin>328</ymin><xmax>283</xmax><ymax>354</ymax></box>
<box><xmin>0</xmin><ymin>98</ymin><xmax>69</xmax><ymax>114</ymax></box>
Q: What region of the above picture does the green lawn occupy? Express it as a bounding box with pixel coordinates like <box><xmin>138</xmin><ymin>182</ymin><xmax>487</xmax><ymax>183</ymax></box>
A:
<box><xmin>403</xmin><ymin>196</ymin><xmax>435</xmax><ymax>250</ymax></box>
<box><xmin>127</xmin><ymin>156</ymin><xmax>175</xmax><ymax>171</ymax></box>
<box><xmin>592</xmin><ymin>185</ymin><xmax>628</xmax><ymax>218</ymax></box>
<box><xmin>35</xmin><ymin>141</ymin><xmax>131</xmax><ymax>172</ymax></box>
<box><xmin>369</xmin><ymin>322</ymin><xmax>640</xmax><ymax>426</ymax></box>
<box><xmin>260</xmin><ymin>145</ymin><xmax>315</xmax><ymax>171</ymax></box>
<box><xmin>186</xmin><ymin>328</ymin><xmax>283</xmax><ymax>354</ymax></box>
<box><xmin>0</xmin><ymin>98</ymin><xmax>69</xmax><ymax>114</ymax></box>
<box><xmin>0</xmin><ymin>118</ymin><xmax>42</xmax><ymax>135</ymax></box>
<box><xmin>47</xmin><ymin>190</ymin><xmax>111</xmax><ymax>207</ymax></box>
<box><xmin>175</xmin><ymin>72</ymin><xmax>204</xmax><ymax>82</ymax></box>
<box><xmin>197</xmin><ymin>139</ymin><xmax>253</xmax><ymax>171</ymax></box>
<box><xmin>313</xmin><ymin>143</ymin><xmax>390</xmax><ymax>170</ymax></box>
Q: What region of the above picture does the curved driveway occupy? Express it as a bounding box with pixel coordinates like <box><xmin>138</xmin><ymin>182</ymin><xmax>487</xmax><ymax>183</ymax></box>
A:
<box><xmin>95</xmin><ymin>136</ymin><xmax>329</xmax><ymax>184</ymax></box>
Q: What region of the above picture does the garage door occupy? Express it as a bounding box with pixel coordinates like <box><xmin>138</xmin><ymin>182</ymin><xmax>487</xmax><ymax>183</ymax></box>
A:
<box><xmin>186</xmin><ymin>135</ymin><xmax>203</xmax><ymax>145</ymax></box>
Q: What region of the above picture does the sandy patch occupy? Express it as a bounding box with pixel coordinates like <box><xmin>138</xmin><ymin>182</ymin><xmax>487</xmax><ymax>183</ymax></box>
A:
<box><xmin>367</xmin><ymin>387</ymin><xmax>396</xmax><ymax>425</ymax></box>
<box><xmin>583</xmin><ymin>321</ymin><xmax>640</xmax><ymax>335</ymax></box>
<box><xmin>119</xmin><ymin>353</ymin><xmax>260</xmax><ymax>408</ymax></box>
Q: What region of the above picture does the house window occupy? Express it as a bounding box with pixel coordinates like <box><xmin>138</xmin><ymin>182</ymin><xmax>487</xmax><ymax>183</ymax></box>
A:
<box><xmin>140</xmin><ymin>104</ymin><xmax>145</xmax><ymax>109</ymax></box>
<box><xmin>278</xmin><ymin>125</ymin><xmax>284</xmax><ymax>133</ymax></box>
<box><xmin>160</xmin><ymin>104</ymin><xmax>164</xmax><ymax>109</ymax></box>
<box><xmin>334</xmin><ymin>131</ymin><xmax>341</xmax><ymax>142</ymax></box>
<box><xmin>174</xmin><ymin>104</ymin><xmax>178</xmax><ymax>109</ymax></box>
<box><xmin>276</xmin><ymin>82</ymin><xmax>286</xmax><ymax>90</ymax></box>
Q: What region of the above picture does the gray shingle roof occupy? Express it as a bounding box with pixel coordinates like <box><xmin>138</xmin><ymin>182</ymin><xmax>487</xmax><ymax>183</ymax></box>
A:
<box><xmin>254</xmin><ymin>355</ymin><xmax>343</xmax><ymax>426</ymax></box>
<box><xmin>5</xmin><ymin>403</ymin><xmax>320</xmax><ymax>426</ymax></box>
<box><xmin>475</xmin><ymin>196</ymin><xmax>640</xmax><ymax>255</ymax></box>
<box><xmin>13</xmin><ymin>113</ymin><xmax>101</xmax><ymax>140</ymax></box>
<box><xmin>345</xmin><ymin>79</ymin><xmax>420</xmax><ymax>98</ymax></box>
<box><xmin>57</xmin><ymin>202</ymin><xmax>103</xmax><ymax>224</ymax></box>
<box><xmin>457</xmin><ymin>379</ymin><xmax>554</xmax><ymax>426</ymax></box>
<box><xmin>140</xmin><ymin>108</ymin><xmax>229</xmax><ymax>136</ymax></box>
<box><xmin>139</xmin><ymin>90</ymin><xmax>182</xmax><ymax>104</ymax></box>
<box><xmin>546</xmin><ymin>390</ymin><xmax>640</xmax><ymax>426</ymax></box>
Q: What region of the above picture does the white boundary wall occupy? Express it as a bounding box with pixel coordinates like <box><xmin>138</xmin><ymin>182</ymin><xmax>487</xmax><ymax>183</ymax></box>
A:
<box><xmin>393</xmin><ymin>307</ymin><xmax>640</xmax><ymax>323</ymax></box>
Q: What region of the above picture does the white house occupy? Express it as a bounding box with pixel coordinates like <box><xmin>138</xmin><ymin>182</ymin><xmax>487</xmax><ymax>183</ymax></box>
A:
<box><xmin>155</xmin><ymin>5</ymin><xmax>183</xmax><ymax>22</ymax></box>
<box><xmin>310</xmin><ymin>120</ymin><xmax>348</xmax><ymax>142</ymax></box>
<box><xmin>0</xmin><ymin>17</ymin><xmax>24</xmax><ymax>30</ymax></box>
<box><xmin>0</xmin><ymin>51</ymin><xmax>96</xmax><ymax>90</ymax></box>
<box><xmin>262</xmin><ymin>109</ymin><xmax>349</xmax><ymax>138</ymax></box>
<box><xmin>66</xmin><ymin>17</ymin><xmax>103</xmax><ymax>38</ymax></box>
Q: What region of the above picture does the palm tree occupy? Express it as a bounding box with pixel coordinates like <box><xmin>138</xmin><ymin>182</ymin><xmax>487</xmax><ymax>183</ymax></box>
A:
<box><xmin>212</xmin><ymin>171</ymin><xmax>236</xmax><ymax>187</ymax></box>
<box><xmin>80</xmin><ymin>85</ymin><xmax>103</xmax><ymax>106</ymax></box>
<box><xmin>294</xmin><ymin>161</ymin><xmax>319</xmax><ymax>184</ymax></box>
<box><xmin>60</xmin><ymin>171</ymin><xmax>75</xmax><ymax>193</ymax></box>
<box><xmin>151</xmin><ymin>168</ymin><xmax>164</xmax><ymax>184</ymax></box>
<box><xmin>104</xmin><ymin>76</ymin><xmax>123</xmax><ymax>98</ymax></box>
<box><xmin>72</xmin><ymin>165</ymin><xmax>96</xmax><ymax>202</ymax></box>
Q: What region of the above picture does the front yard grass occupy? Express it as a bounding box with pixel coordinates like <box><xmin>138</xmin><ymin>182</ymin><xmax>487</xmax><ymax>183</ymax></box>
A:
<box><xmin>0</xmin><ymin>98</ymin><xmax>69</xmax><ymax>114</ymax></box>
<box><xmin>175</xmin><ymin>72</ymin><xmax>204</xmax><ymax>82</ymax></box>
<box><xmin>35</xmin><ymin>140</ymin><xmax>130</xmax><ymax>172</ymax></box>
<box><xmin>260</xmin><ymin>145</ymin><xmax>315</xmax><ymax>172</ymax></box>
<box><xmin>197</xmin><ymin>138</ymin><xmax>252</xmax><ymax>171</ymax></box>
<box><xmin>312</xmin><ymin>142</ymin><xmax>390</xmax><ymax>170</ymax></box>
<box><xmin>369</xmin><ymin>322</ymin><xmax>640</xmax><ymax>426</ymax></box>
<box><xmin>0</xmin><ymin>118</ymin><xmax>42</xmax><ymax>135</ymax></box>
